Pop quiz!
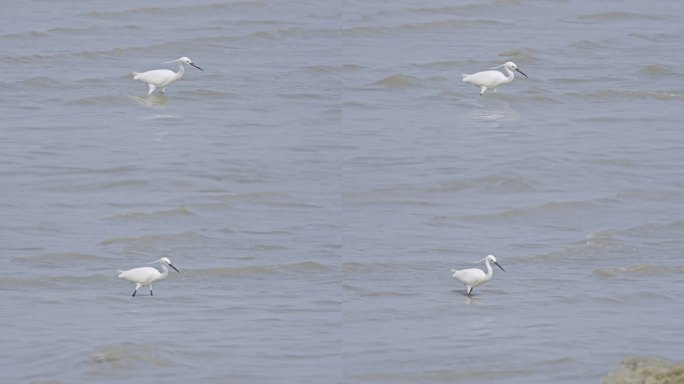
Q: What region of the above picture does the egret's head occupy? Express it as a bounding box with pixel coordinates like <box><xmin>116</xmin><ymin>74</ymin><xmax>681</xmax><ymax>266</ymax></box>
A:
<box><xmin>486</xmin><ymin>255</ymin><xmax>505</xmax><ymax>272</ymax></box>
<box><xmin>164</xmin><ymin>57</ymin><xmax>203</xmax><ymax>70</ymax></box>
<box><xmin>505</xmin><ymin>61</ymin><xmax>527</xmax><ymax>78</ymax></box>
<box><xmin>148</xmin><ymin>257</ymin><xmax>180</xmax><ymax>273</ymax></box>
<box><xmin>178</xmin><ymin>57</ymin><xmax>203</xmax><ymax>71</ymax></box>
<box><xmin>161</xmin><ymin>257</ymin><xmax>181</xmax><ymax>273</ymax></box>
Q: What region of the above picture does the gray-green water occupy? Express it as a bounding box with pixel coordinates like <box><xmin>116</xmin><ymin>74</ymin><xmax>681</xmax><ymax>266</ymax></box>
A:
<box><xmin>2</xmin><ymin>0</ymin><xmax>683</xmax><ymax>383</ymax></box>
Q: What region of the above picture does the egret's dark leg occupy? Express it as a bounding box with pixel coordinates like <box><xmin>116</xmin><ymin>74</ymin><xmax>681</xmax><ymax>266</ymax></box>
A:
<box><xmin>150</xmin><ymin>285</ymin><xmax>153</xmax><ymax>296</ymax></box>
<box><xmin>132</xmin><ymin>283</ymin><xmax>143</xmax><ymax>297</ymax></box>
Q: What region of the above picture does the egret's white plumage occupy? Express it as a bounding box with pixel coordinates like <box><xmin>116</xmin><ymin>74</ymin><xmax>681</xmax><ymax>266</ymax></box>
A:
<box><xmin>451</xmin><ymin>255</ymin><xmax>505</xmax><ymax>295</ymax></box>
<box><xmin>118</xmin><ymin>257</ymin><xmax>180</xmax><ymax>297</ymax></box>
<box><xmin>462</xmin><ymin>62</ymin><xmax>528</xmax><ymax>96</ymax></box>
<box><xmin>132</xmin><ymin>57</ymin><xmax>203</xmax><ymax>94</ymax></box>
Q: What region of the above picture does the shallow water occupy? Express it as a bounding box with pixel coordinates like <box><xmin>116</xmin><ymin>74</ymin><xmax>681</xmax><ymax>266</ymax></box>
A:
<box><xmin>2</xmin><ymin>0</ymin><xmax>684</xmax><ymax>383</ymax></box>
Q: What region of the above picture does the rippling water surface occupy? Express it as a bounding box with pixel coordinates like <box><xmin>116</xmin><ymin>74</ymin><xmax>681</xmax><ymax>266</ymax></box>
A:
<box><xmin>2</xmin><ymin>0</ymin><xmax>684</xmax><ymax>383</ymax></box>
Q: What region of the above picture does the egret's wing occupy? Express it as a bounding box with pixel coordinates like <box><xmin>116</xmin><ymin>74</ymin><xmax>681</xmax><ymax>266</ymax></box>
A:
<box><xmin>462</xmin><ymin>70</ymin><xmax>505</xmax><ymax>87</ymax></box>
<box><xmin>133</xmin><ymin>69</ymin><xmax>176</xmax><ymax>85</ymax></box>
<box><xmin>452</xmin><ymin>268</ymin><xmax>486</xmax><ymax>285</ymax></box>
<box><xmin>118</xmin><ymin>266</ymin><xmax>160</xmax><ymax>284</ymax></box>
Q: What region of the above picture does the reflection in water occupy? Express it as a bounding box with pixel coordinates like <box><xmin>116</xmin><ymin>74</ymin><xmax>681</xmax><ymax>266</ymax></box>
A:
<box><xmin>452</xmin><ymin>290</ymin><xmax>481</xmax><ymax>305</ymax></box>
<box><xmin>130</xmin><ymin>94</ymin><xmax>167</xmax><ymax>108</ymax></box>
<box><xmin>467</xmin><ymin>101</ymin><xmax>520</xmax><ymax>123</ymax></box>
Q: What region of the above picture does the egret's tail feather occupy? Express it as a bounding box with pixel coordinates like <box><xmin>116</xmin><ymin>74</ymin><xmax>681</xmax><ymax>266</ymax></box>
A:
<box><xmin>461</xmin><ymin>73</ymin><xmax>469</xmax><ymax>81</ymax></box>
<box><xmin>132</xmin><ymin>72</ymin><xmax>141</xmax><ymax>79</ymax></box>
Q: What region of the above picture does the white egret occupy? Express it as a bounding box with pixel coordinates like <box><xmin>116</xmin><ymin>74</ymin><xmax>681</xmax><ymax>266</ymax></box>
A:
<box><xmin>132</xmin><ymin>57</ymin><xmax>203</xmax><ymax>94</ymax></box>
<box><xmin>451</xmin><ymin>255</ymin><xmax>505</xmax><ymax>295</ymax></box>
<box><xmin>118</xmin><ymin>257</ymin><xmax>180</xmax><ymax>297</ymax></box>
<box><xmin>462</xmin><ymin>62</ymin><xmax>527</xmax><ymax>96</ymax></box>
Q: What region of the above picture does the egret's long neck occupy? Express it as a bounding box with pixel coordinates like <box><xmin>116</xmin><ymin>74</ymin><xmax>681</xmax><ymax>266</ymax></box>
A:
<box><xmin>176</xmin><ymin>63</ymin><xmax>185</xmax><ymax>80</ymax></box>
<box><xmin>503</xmin><ymin>67</ymin><xmax>515</xmax><ymax>83</ymax></box>
<box><xmin>484</xmin><ymin>260</ymin><xmax>493</xmax><ymax>279</ymax></box>
<box><xmin>160</xmin><ymin>264</ymin><xmax>169</xmax><ymax>279</ymax></box>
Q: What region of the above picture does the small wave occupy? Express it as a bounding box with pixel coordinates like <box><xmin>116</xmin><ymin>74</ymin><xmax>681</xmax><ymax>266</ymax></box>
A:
<box><xmin>578</xmin><ymin>229</ymin><xmax>625</xmax><ymax>251</ymax></box>
<box><xmin>341</xmin><ymin>64</ymin><xmax>365</xmax><ymax>71</ymax></box>
<box><xmin>211</xmin><ymin>191</ymin><xmax>290</xmax><ymax>203</ymax></box>
<box><xmin>412</xmin><ymin>60</ymin><xmax>463</xmax><ymax>70</ymax></box>
<box><xmin>343</xmin><ymin>261</ymin><xmax>437</xmax><ymax>274</ymax></box>
<box><xmin>457</xmin><ymin>199</ymin><xmax>608</xmax><ymax>223</ymax></box>
<box><xmin>605</xmin><ymin>356</ymin><xmax>684</xmax><ymax>384</ymax></box>
<box><xmin>498</xmin><ymin>48</ymin><xmax>537</xmax><ymax>62</ymax></box>
<box><xmin>305</xmin><ymin>65</ymin><xmax>342</xmax><ymax>74</ymax></box>
<box><xmin>275</xmin><ymin>261</ymin><xmax>334</xmax><ymax>273</ymax></box>
<box><xmin>262</xmin><ymin>200</ymin><xmax>322</xmax><ymax>209</ymax></box>
<box><xmin>375</xmin><ymin>74</ymin><xmax>421</xmax><ymax>89</ymax></box>
<box><xmin>342</xmin><ymin>26</ymin><xmax>392</xmax><ymax>37</ymax></box>
<box><xmin>240</xmin><ymin>229</ymin><xmax>293</xmax><ymax>236</ymax></box>
<box><xmin>428</xmin><ymin>174</ymin><xmax>536</xmax><ymax>194</ymax></box>
<box><xmin>12</xmin><ymin>252</ymin><xmax>108</xmax><ymax>266</ymax></box>
<box><xmin>586</xmin><ymin>89</ymin><xmax>684</xmax><ymax>101</ymax></box>
<box><xmin>0</xmin><ymin>274</ymin><xmax>105</xmax><ymax>289</ymax></box>
<box><xmin>629</xmin><ymin>32</ymin><xmax>676</xmax><ymax>42</ymax></box>
<box><xmin>188</xmin><ymin>89</ymin><xmax>239</xmax><ymax>98</ymax></box>
<box><xmin>573</xmin><ymin>116</ymin><xmax>628</xmax><ymax>124</ymax></box>
<box><xmin>342</xmin><ymin>261</ymin><xmax>368</xmax><ymax>271</ymax></box>
<box><xmin>100</xmin><ymin>231</ymin><xmax>211</xmax><ymax>246</ymax></box>
<box><xmin>277</xmin><ymin>27</ymin><xmax>338</xmax><ymax>39</ymax></box>
<box><xmin>569</xmin><ymin>39</ymin><xmax>609</xmax><ymax>51</ymax></box>
<box><xmin>408</xmin><ymin>4</ymin><xmax>488</xmax><ymax>15</ymax></box>
<box><xmin>344</xmin><ymin>19</ymin><xmax>510</xmax><ymax>37</ymax></box>
<box><xmin>65</xmin><ymin>95</ymin><xmax>133</xmax><ymax>107</ymax></box>
<box><xmin>363</xmin><ymin>290</ymin><xmax>414</xmax><ymax>298</ymax></box>
<box><xmin>617</xmin><ymin>191</ymin><xmax>684</xmax><ymax>203</ymax></box>
<box><xmin>48</xmin><ymin>26</ymin><xmax>107</xmax><ymax>35</ymax></box>
<box><xmin>0</xmin><ymin>30</ymin><xmax>48</xmax><ymax>39</ymax></box>
<box><xmin>351</xmin><ymin>368</ymin><xmax>529</xmax><ymax>382</ymax></box>
<box><xmin>191</xmin><ymin>261</ymin><xmax>334</xmax><ymax>278</ymax></box>
<box><xmin>524</xmin><ymin>93</ymin><xmax>562</xmax><ymax>104</ymax></box>
<box><xmin>80</xmin><ymin>2</ymin><xmax>266</xmax><ymax>19</ymax></box>
<box><xmin>0</xmin><ymin>52</ymin><xmax>72</xmax><ymax>64</ymax></box>
<box><xmin>18</xmin><ymin>76</ymin><xmax>63</xmax><ymax>87</ymax></box>
<box><xmin>102</xmin><ymin>207</ymin><xmax>195</xmax><ymax>222</ymax></box>
<box><xmin>50</xmin><ymin>179</ymin><xmax>151</xmax><ymax>193</ymax></box>
<box><xmin>89</xmin><ymin>342</ymin><xmax>174</xmax><ymax>366</ymax></box>
<box><xmin>638</xmin><ymin>64</ymin><xmax>676</xmax><ymax>75</ymax></box>
<box><xmin>248</xmin><ymin>31</ymin><xmax>275</xmax><ymax>39</ymax></box>
<box><xmin>398</xmin><ymin>19</ymin><xmax>512</xmax><ymax>31</ymax></box>
<box><xmin>577</xmin><ymin>12</ymin><xmax>663</xmax><ymax>22</ymax></box>
<box><xmin>593</xmin><ymin>264</ymin><xmax>666</xmax><ymax>279</ymax></box>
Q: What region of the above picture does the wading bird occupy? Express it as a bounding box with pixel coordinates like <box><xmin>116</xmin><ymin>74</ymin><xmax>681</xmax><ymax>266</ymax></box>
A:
<box><xmin>118</xmin><ymin>257</ymin><xmax>180</xmax><ymax>297</ymax></box>
<box><xmin>462</xmin><ymin>62</ymin><xmax>527</xmax><ymax>96</ymax></box>
<box><xmin>451</xmin><ymin>255</ymin><xmax>505</xmax><ymax>295</ymax></box>
<box><xmin>132</xmin><ymin>57</ymin><xmax>203</xmax><ymax>94</ymax></box>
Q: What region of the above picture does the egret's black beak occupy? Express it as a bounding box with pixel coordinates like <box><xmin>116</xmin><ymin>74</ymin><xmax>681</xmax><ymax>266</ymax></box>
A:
<box><xmin>169</xmin><ymin>264</ymin><xmax>181</xmax><ymax>273</ymax></box>
<box><xmin>515</xmin><ymin>68</ymin><xmax>528</xmax><ymax>78</ymax></box>
<box><xmin>494</xmin><ymin>261</ymin><xmax>505</xmax><ymax>272</ymax></box>
<box><xmin>190</xmin><ymin>62</ymin><xmax>203</xmax><ymax>71</ymax></box>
